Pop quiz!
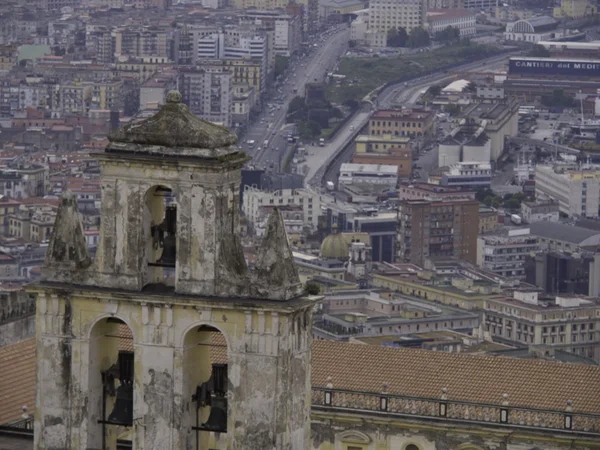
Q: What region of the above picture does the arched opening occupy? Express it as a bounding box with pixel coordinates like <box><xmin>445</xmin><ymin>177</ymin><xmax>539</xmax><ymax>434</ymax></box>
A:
<box><xmin>182</xmin><ymin>325</ymin><xmax>229</xmax><ymax>449</ymax></box>
<box><xmin>144</xmin><ymin>185</ymin><xmax>177</xmax><ymax>288</ymax></box>
<box><xmin>87</xmin><ymin>317</ymin><xmax>135</xmax><ymax>450</ymax></box>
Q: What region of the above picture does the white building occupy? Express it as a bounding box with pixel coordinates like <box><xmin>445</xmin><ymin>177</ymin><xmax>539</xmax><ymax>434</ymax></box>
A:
<box><xmin>178</xmin><ymin>67</ymin><xmax>233</xmax><ymax>127</ymax></box>
<box><xmin>521</xmin><ymin>200</ymin><xmax>559</xmax><ymax>224</ymax></box>
<box><xmin>426</xmin><ymin>9</ymin><xmax>476</xmax><ymax>37</ymax></box>
<box><xmin>242</xmin><ymin>187</ymin><xmax>322</xmax><ymax>231</ymax></box>
<box><xmin>274</xmin><ymin>15</ymin><xmax>302</xmax><ymax>56</ymax></box>
<box><xmin>438</xmin><ymin>161</ymin><xmax>492</xmax><ymax>189</ymax></box>
<box><xmin>369</xmin><ymin>0</ymin><xmax>427</xmax><ymax>36</ymax></box>
<box><xmin>351</xmin><ymin>10</ymin><xmax>369</xmax><ymax>43</ymax></box>
<box><xmin>476</xmin><ymin>228</ymin><xmax>539</xmax><ymax>278</ymax></box>
<box><xmin>339</xmin><ymin>163</ymin><xmax>398</xmax><ymax>186</ymax></box>
<box><xmin>504</xmin><ymin>16</ymin><xmax>560</xmax><ymax>43</ymax></box>
<box><xmin>535</xmin><ymin>164</ymin><xmax>600</xmax><ymax>218</ymax></box>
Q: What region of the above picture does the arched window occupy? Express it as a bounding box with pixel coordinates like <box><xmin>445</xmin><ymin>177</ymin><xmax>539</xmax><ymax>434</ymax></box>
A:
<box><xmin>405</xmin><ymin>445</ymin><xmax>420</xmax><ymax>450</ymax></box>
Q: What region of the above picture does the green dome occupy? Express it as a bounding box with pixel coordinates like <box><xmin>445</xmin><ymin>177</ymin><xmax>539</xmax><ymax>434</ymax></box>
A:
<box><xmin>320</xmin><ymin>232</ymin><xmax>349</xmax><ymax>259</ymax></box>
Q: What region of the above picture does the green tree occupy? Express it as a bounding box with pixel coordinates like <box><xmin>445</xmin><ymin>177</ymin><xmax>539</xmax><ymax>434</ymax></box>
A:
<box><xmin>434</xmin><ymin>26</ymin><xmax>460</xmax><ymax>43</ymax></box>
<box><xmin>343</xmin><ymin>99</ymin><xmax>359</xmax><ymax>111</ymax></box>
<box><xmin>348</xmin><ymin>40</ymin><xmax>357</xmax><ymax>48</ymax></box>
<box><xmin>274</xmin><ymin>55</ymin><xmax>289</xmax><ymax>78</ymax></box>
<box><xmin>298</xmin><ymin>120</ymin><xmax>321</xmax><ymax>139</ymax></box>
<box><xmin>444</xmin><ymin>103</ymin><xmax>460</xmax><ymax>116</ymax></box>
<box><xmin>387</xmin><ymin>27</ymin><xmax>408</xmax><ymax>47</ymax></box>
<box><xmin>288</xmin><ymin>96</ymin><xmax>305</xmax><ymax>113</ymax></box>
<box><xmin>465</xmin><ymin>81</ymin><xmax>477</xmax><ymax>92</ymax></box>
<box><xmin>428</xmin><ymin>84</ymin><xmax>442</xmax><ymax>97</ymax></box>
<box><xmin>529</xmin><ymin>45</ymin><xmax>550</xmax><ymax>57</ymax></box>
<box><xmin>407</xmin><ymin>27</ymin><xmax>430</xmax><ymax>48</ymax></box>
<box><xmin>305</xmin><ymin>281</ymin><xmax>321</xmax><ymax>295</ymax></box>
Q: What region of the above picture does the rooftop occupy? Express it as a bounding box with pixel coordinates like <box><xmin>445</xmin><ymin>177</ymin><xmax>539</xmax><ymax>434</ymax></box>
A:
<box><xmin>427</xmin><ymin>9</ymin><xmax>475</xmax><ymax>20</ymax></box>
<box><xmin>529</xmin><ymin>221</ymin><xmax>600</xmax><ymax>245</ymax></box>
<box><xmin>371</xmin><ymin>108</ymin><xmax>434</xmax><ymax>121</ymax></box>
<box><xmin>0</xmin><ymin>339</ymin><xmax>35</xmax><ymax>424</ymax></box>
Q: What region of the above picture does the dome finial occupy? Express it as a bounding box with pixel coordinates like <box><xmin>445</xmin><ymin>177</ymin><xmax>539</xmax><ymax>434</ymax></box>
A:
<box><xmin>166</xmin><ymin>90</ymin><xmax>182</xmax><ymax>103</ymax></box>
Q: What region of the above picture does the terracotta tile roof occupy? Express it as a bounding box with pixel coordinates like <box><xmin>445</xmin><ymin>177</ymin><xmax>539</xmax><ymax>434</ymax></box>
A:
<box><xmin>312</xmin><ymin>340</ymin><xmax>600</xmax><ymax>414</ymax></box>
<box><xmin>0</xmin><ymin>339</ymin><xmax>35</xmax><ymax>424</ymax></box>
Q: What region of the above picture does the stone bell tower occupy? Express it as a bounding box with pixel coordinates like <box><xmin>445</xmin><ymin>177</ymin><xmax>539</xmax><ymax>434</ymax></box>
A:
<box><xmin>28</xmin><ymin>91</ymin><xmax>317</xmax><ymax>450</ymax></box>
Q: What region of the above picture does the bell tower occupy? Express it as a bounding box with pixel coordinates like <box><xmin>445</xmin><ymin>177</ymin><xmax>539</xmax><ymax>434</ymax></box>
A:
<box><xmin>29</xmin><ymin>91</ymin><xmax>317</xmax><ymax>450</ymax></box>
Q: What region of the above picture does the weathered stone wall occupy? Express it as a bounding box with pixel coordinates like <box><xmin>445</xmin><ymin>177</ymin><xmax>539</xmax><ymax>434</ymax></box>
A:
<box><xmin>0</xmin><ymin>314</ymin><xmax>35</xmax><ymax>347</ymax></box>
<box><xmin>32</xmin><ymin>287</ymin><xmax>317</xmax><ymax>450</ymax></box>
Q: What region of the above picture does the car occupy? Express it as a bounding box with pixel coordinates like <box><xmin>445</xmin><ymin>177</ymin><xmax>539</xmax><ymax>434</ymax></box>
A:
<box><xmin>272</xmin><ymin>130</ymin><xmax>277</xmax><ymax>135</ymax></box>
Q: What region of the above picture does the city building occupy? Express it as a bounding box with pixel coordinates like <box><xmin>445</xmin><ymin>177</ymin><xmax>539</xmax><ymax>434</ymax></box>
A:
<box><xmin>535</xmin><ymin>165</ymin><xmax>600</xmax><ymax>218</ymax></box>
<box><xmin>436</xmin><ymin>161</ymin><xmax>493</xmax><ymax>189</ymax></box>
<box><xmin>319</xmin><ymin>0</ymin><xmax>368</xmax><ymax>20</ymax></box>
<box><xmin>426</xmin><ymin>9</ymin><xmax>476</xmax><ymax>37</ymax></box>
<box><xmin>525</xmin><ymin>251</ymin><xmax>592</xmax><ymax>295</ymax></box>
<box><xmin>397</xmin><ymin>199</ymin><xmax>479</xmax><ymax>266</ymax></box>
<box><xmin>479</xmin><ymin>205</ymin><xmax>499</xmax><ymax>234</ymax></box>
<box><xmin>398</xmin><ymin>182</ymin><xmax>476</xmax><ymax>201</ymax></box>
<box><xmin>368</xmin><ymin>0</ymin><xmax>427</xmax><ymax>36</ymax></box>
<box><xmin>521</xmin><ymin>199</ymin><xmax>560</xmax><ymax>224</ymax></box>
<box><xmin>369</xmin><ymin>108</ymin><xmax>436</xmax><ymax>139</ymax></box>
<box><xmin>313</xmin><ymin>289</ymin><xmax>480</xmax><ymax>340</ymax></box>
<box><xmin>477</xmin><ymin>228</ymin><xmax>539</xmax><ymax>278</ymax></box>
<box><xmin>243</xmin><ymin>186</ymin><xmax>321</xmax><ymax>232</ymax></box>
<box><xmin>178</xmin><ymin>67</ymin><xmax>233</xmax><ymax>127</ymax></box>
<box><xmin>338</xmin><ymin>163</ymin><xmax>398</xmax><ymax>186</ymax></box>
<box><xmin>530</xmin><ymin>221</ymin><xmax>600</xmax><ymax>253</ymax></box>
<box><xmin>483</xmin><ymin>290</ymin><xmax>600</xmax><ymax>362</ymax></box>
<box><xmin>353</xmin><ymin>136</ymin><xmax>413</xmax><ymax>178</ymax></box>
<box><xmin>553</xmin><ymin>0</ymin><xmax>597</xmax><ymax>19</ymax></box>
<box><xmin>350</xmin><ymin>212</ymin><xmax>396</xmax><ymax>262</ymax></box>
<box><xmin>139</xmin><ymin>71</ymin><xmax>178</xmax><ymax>110</ymax></box>
<box><xmin>438</xmin><ymin>125</ymin><xmax>491</xmax><ymax>167</ymax></box>
<box><xmin>503</xmin><ymin>16</ymin><xmax>561</xmax><ymax>43</ymax></box>
<box><xmin>231</xmin><ymin>83</ymin><xmax>256</xmax><ymax>125</ymax></box>
<box><xmin>456</xmin><ymin>100</ymin><xmax>519</xmax><ymax>161</ymax></box>
<box><xmin>461</xmin><ymin>0</ymin><xmax>495</xmax><ymax>10</ymax></box>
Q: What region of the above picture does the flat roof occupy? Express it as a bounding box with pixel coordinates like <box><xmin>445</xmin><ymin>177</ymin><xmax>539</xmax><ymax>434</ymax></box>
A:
<box><xmin>355</xmin><ymin>135</ymin><xmax>411</xmax><ymax>143</ymax></box>
<box><xmin>340</xmin><ymin>163</ymin><xmax>398</xmax><ymax>174</ymax></box>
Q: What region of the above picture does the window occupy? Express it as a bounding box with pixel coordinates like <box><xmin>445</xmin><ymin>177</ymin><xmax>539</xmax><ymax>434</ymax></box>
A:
<box><xmin>405</xmin><ymin>445</ymin><xmax>420</xmax><ymax>450</ymax></box>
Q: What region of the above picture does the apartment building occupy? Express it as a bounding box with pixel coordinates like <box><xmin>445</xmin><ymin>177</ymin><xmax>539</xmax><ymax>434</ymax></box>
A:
<box><xmin>90</xmin><ymin>80</ymin><xmax>123</xmax><ymax>111</ymax></box>
<box><xmin>397</xmin><ymin>199</ymin><xmax>479</xmax><ymax>266</ymax></box>
<box><xmin>476</xmin><ymin>228</ymin><xmax>539</xmax><ymax>278</ymax></box>
<box><xmin>438</xmin><ymin>161</ymin><xmax>492</xmax><ymax>189</ymax></box>
<box><xmin>60</xmin><ymin>83</ymin><xmax>92</xmax><ymax>115</ymax></box>
<box><xmin>114</xmin><ymin>27</ymin><xmax>168</xmax><ymax>59</ymax></box>
<box><xmin>369</xmin><ymin>0</ymin><xmax>427</xmax><ymax>35</ymax></box>
<box><xmin>353</xmin><ymin>135</ymin><xmax>412</xmax><ymax>178</ymax></box>
<box><xmin>232</xmin><ymin>83</ymin><xmax>256</xmax><ymax>125</ymax></box>
<box><xmin>243</xmin><ymin>187</ymin><xmax>321</xmax><ymax>232</ymax></box>
<box><xmin>398</xmin><ymin>182</ymin><xmax>476</xmax><ymax>201</ymax></box>
<box><xmin>535</xmin><ymin>164</ymin><xmax>600</xmax><ymax>218</ymax></box>
<box><xmin>178</xmin><ymin>67</ymin><xmax>233</xmax><ymax>127</ymax></box>
<box><xmin>483</xmin><ymin>290</ymin><xmax>600</xmax><ymax>362</ymax></box>
<box><xmin>426</xmin><ymin>9</ymin><xmax>476</xmax><ymax>37</ymax></box>
<box><xmin>369</xmin><ymin>108</ymin><xmax>435</xmax><ymax>139</ymax></box>
<box><xmin>86</xmin><ymin>27</ymin><xmax>114</xmax><ymax>64</ymax></box>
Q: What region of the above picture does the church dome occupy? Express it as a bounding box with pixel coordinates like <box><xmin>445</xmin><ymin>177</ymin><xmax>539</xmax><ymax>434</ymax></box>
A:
<box><xmin>320</xmin><ymin>230</ymin><xmax>348</xmax><ymax>259</ymax></box>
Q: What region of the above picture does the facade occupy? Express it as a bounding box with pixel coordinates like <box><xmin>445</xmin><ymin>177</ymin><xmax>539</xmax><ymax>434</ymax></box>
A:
<box><xmin>521</xmin><ymin>199</ymin><xmax>560</xmax><ymax>224</ymax></box>
<box><xmin>179</xmin><ymin>67</ymin><xmax>233</xmax><ymax>126</ymax></box>
<box><xmin>483</xmin><ymin>290</ymin><xmax>600</xmax><ymax>362</ymax></box>
<box><xmin>397</xmin><ymin>199</ymin><xmax>479</xmax><ymax>266</ymax></box>
<box><xmin>535</xmin><ymin>165</ymin><xmax>600</xmax><ymax>218</ymax></box>
<box><xmin>398</xmin><ymin>182</ymin><xmax>475</xmax><ymax>201</ymax></box>
<box><xmin>352</xmin><ymin>147</ymin><xmax>413</xmax><ymax>178</ymax></box>
<box><xmin>27</xmin><ymin>91</ymin><xmax>315</xmax><ymax>450</ymax></box>
<box><xmin>339</xmin><ymin>163</ymin><xmax>398</xmax><ymax>186</ymax></box>
<box><xmin>426</xmin><ymin>9</ymin><xmax>476</xmax><ymax>37</ymax></box>
<box><xmin>525</xmin><ymin>251</ymin><xmax>592</xmax><ymax>295</ymax></box>
<box><xmin>553</xmin><ymin>0</ymin><xmax>597</xmax><ymax>18</ymax></box>
<box><xmin>368</xmin><ymin>0</ymin><xmax>427</xmax><ymax>36</ymax></box>
<box><xmin>369</xmin><ymin>108</ymin><xmax>435</xmax><ymax>138</ymax></box>
<box><xmin>504</xmin><ymin>16</ymin><xmax>560</xmax><ymax>43</ymax></box>
<box><xmin>243</xmin><ymin>186</ymin><xmax>321</xmax><ymax>232</ymax></box>
<box><xmin>530</xmin><ymin>221</ymin><xmax>600</xmax><ymax>253</ymax></box>
<box><xmin>477</xmin><ymin>228</ymin><xmax>539</xmax><ymax>278</ymax></box>
<box><xmin>438</xmin><ymin>161</ymin><xmax>492</xmax><ymax>189</ymax></box>
<box><xmin>479</xmin><ymin>205</ymin><xmax>499</xmax><ymax>234</ymax></box>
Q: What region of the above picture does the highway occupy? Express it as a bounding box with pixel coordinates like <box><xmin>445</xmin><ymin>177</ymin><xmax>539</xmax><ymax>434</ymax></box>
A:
<box><xmin>243</xmin><ymin>26</ymin><xmax>351</xmax><ymax>170</ymax></box>
<box><xmin>304</xmin><ymin>51</ymin><xmax>519</xmax><ymax>187</ymax></box>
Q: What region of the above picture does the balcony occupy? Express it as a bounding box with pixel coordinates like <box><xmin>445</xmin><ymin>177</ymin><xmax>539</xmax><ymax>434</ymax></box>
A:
<box><xmin>312</xmin><ymin>387</ymin><xmax>600</xmax><ymax>436</ymax></box>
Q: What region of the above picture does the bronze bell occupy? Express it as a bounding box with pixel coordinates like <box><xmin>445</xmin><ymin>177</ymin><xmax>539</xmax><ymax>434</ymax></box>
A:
<box><xmin>154</xmin><ymin>205</ymin><xmax>177</xmax><ymax>267</ymax></box>
<box><xmin>201</xmin><ymin>396</ymin><xmax>227</xmax><ymax>432</ymax></box>
<box><xmin>107</xmin><ymin>382</ymin><xmax>133</xmax><ymax>426</ymax></box>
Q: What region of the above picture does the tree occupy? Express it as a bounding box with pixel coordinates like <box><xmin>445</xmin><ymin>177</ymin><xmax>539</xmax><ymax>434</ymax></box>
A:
<box><xmin>541</xmin><ymin>89</ymin><xmax>575</xmax><ymax>108</ymax></box>
<box><xmin>434</xmin><ymin>26</ymin><xmax>460</xmax><ymax>43</ymax></box>
<box><xmin>387</xmin><ymin>27</ymin><xmax>408</xmax><ymax>47</ymax></box>
<box><xmin>330</xmin><ymin>107</ymin><xmax>343</xmax><ymax>119</ymax></box>
<box><xmin>465</xmin><ymin>81</ymin><xmax>477</xmax><ymax>92</ymax></box>
<box><xmin>288</xmin><ymin>96</ymin><xmax>305</xmax><ymax>114</ymax></box>
<box><xmin>298</xmin><ymin>120</ymin><xmax>321</xmax><ymax>139</ymax></box>
<box><xmin>428</xmin><ymin>84</ymin><xmax>442</xmax><ymax>97</ymax></box>
<box><xmin>348</xmin><ymin>40</ymin><xmax>357</xmax><ymax>48</ymax></box>
<box><xmin>343</xmin><ymin>99</ymin><xmax>359</xmax><ymax>111</ymax></box>
<box><xmin>274</xmin><ymin>55</ymin><xmax>289</xmax><ymax>78</ymax></box>
<box><xmin>305</xmin><ymin>281</ymin><xmax>321</xmax><ymax>295</ymax></box>
<box><xmin>529</xmin><ymin>45</ymin><xmax>550</xmax><ymax>57</ymax></box>
<box><xmin>407</xmin><ymin>27</ymin><xmax>430</xmax><ymax>48</ymax></box>
<box><xmin>444</xmin><ymin>103</ymin><xmax>460</xmax><ymax>116</ymax></box>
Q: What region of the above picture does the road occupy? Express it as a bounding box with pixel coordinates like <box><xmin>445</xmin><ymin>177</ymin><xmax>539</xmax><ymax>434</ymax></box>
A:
<box><xmin>304</xmin><ymin>51</ymin><xmax>519</xmax><ymax>186</ymax></box>
<box><xmin>242</xmin><ymin>26</ymin><xmax>351</xmax><ymax>170</ymax></box>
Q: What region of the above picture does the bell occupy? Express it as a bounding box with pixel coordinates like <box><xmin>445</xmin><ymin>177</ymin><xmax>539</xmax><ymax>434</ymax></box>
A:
<box><xmin>107</xmin><ymin>382</ymin><xmax>133</xmax><ymax>426</ymax></box>
<box><xmin>201</xmin><ymin>396</ymin><xmax>227</xmax><ymax>432</ymax></box>
<box><xmin>156</xmin><ymin>234</ymin><xmax>176</xmax><ymax>267</ymax></box>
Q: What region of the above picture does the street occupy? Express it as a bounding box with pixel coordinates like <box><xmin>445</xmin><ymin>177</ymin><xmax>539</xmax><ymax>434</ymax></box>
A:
<box><xmin>242</xmin><ymin>25</ymin><xmax>351</xmax><ymax>170</ymax></box>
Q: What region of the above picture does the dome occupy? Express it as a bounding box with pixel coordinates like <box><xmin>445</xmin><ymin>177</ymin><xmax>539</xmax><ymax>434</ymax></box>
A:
<box><xmin>320</xmin><ymin>231</ymin><xmax>349</xmax><ymax>260</ymax></box>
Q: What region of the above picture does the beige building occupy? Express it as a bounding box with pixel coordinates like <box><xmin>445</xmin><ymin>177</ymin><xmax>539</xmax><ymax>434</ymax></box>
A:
<box><xmin>483</xmin><ymin>290</ymin><xmax>600</xmax><ymax>362</ymax></box>
<box><xmin>8</xmin><ymin>204</ymin><xmax>56</xmax><ymax>243</ymax></box>
<box><xmin>369</xmin><ymin>0</ymin><xmax>427</xmax><ymax>35</ymax></box>
<box><xmin>91</xmin><ymin>79</ymin><xmax>123</xmax><ymax>111</ymax></box>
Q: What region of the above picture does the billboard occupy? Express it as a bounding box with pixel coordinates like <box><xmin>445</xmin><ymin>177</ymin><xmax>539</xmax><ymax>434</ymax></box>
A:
<box><xmin>509</xmin><ymin>58</ymin><xmax>600</xmax><ymax>77</ymax></box>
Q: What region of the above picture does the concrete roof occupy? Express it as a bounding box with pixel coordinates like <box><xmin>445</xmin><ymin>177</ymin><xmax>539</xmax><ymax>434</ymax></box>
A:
<box><xmin>529</xmin><ymin>221</ymin><xmax>600</xmax><ymax>245</ymax></box>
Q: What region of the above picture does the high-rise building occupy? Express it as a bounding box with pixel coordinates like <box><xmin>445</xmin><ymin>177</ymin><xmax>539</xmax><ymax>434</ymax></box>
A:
<box><xmin>396</xmin><ymin>199</ymin><xmax>479</xmax><ymax>266</ymax></box>
<box><xmin>369</xmin><ymin>0</ymin><xmax>427</xmax><ymax>35</ymax></box>
<box><xmin>179</xmin><ymin>67</ymin><xmax>233</xmax><ymax>127</ymax></box>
